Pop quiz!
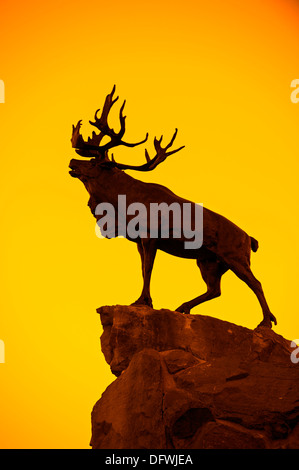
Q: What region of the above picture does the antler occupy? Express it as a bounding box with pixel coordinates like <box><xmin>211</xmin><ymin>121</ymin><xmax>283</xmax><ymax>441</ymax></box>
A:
<box><xmin>71</xmin><ymin>85</ymin><xmax>148</xmax><ymax>157</ymax></box>
<box><xmin>110</xmin><ymin>129</ymin><xmax>185</xmax><ymax>172</ymax></box>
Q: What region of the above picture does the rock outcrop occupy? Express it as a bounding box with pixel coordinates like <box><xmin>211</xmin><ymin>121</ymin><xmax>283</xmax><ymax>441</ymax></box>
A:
<box><xmin>91</xmin><ymin>305</ymin><xmax>299</xmax><ymax>449</ymax></box>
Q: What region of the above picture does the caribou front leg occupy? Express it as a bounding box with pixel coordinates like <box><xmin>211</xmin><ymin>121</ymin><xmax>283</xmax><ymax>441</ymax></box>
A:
<box><xmin>131</xmin><ymin>239</ymin><xmax>157</xmax><ymax>308</ymax></box>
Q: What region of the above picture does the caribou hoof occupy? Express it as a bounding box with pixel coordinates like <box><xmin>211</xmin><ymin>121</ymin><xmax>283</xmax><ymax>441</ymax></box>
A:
<box><xmin>257</xmin><ymin>319</ymin><xmax>272</xmax><ymax>328</ymax></box>
<box><xmin>131</xmin><ymin>298</ymin><xmax>153</xmax><ymax>308</ymax></box>
<box><xmin>257</xmin><ymin>313</ymin><xmax>277</xmax><ymax>328</ymax></box>
<box><xmin>176</xmin><ymin>303</ymin><xmax>191</xmax><ymax>315</ymax></box>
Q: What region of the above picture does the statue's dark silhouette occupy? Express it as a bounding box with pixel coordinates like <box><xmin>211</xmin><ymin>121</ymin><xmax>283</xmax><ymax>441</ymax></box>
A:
<box><xmin>69</xmin><ymin>86</ymin><xmax>276</xmax><ymax>328</ymax></box>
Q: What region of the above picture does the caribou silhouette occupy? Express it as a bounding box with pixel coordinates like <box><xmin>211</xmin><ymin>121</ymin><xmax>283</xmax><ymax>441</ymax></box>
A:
<box><xmin>69</xmin><ymin>86</ymin><xmax>276</xmax><ymax>328</ymax></box>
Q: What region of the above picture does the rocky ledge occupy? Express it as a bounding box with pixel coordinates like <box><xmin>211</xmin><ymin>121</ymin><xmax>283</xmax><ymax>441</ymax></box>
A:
<box><xmin>90</xmin><ymin>305</ymin><xmax>299</xmax><ymax>449</ymax></box>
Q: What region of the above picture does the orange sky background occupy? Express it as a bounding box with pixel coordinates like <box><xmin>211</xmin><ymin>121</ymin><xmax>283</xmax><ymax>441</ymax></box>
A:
<box><xmin>0</xmin><ymin>0</ymin><xmax>299</xmax><ymax>448</ymax></box>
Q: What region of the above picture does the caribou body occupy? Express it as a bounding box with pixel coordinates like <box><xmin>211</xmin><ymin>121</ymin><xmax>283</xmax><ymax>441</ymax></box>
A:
<box><xmin>69</xmin><ymin>86</ymin><xmax>276</xmax><ymax>328</ymax></box>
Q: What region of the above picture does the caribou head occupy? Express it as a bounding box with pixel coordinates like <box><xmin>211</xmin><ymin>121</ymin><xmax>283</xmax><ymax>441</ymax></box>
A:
<box><xmin>69</xmin><ymin>85</ymin><xmax>184</xmax><ymax>186</ymax></box>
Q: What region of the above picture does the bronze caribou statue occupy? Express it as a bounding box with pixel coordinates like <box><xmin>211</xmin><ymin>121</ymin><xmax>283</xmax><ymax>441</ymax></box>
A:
<box><xmin>69</xmin><ymin>86</ymin><xmax>276</xmax><ymax>328</ymax></box>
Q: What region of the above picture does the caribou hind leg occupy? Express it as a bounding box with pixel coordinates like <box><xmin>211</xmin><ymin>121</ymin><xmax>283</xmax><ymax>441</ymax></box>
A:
<box><xmin>227</xmin><ymin>259</ymin><xmax>277</xmax><ymax>328</ymax></box>
<box><xmin>176</xmin><ymin>258</ymin><xmax>228</xmax><ymax>315</ymax></box>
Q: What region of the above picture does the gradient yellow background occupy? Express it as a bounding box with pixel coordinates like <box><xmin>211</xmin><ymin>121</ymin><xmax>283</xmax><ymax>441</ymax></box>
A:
<box><xmin>0</xmin><ymin>0</ymin><xmax>298</xmax><ymax>448</ymax></box>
